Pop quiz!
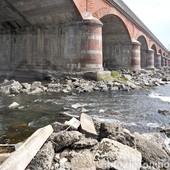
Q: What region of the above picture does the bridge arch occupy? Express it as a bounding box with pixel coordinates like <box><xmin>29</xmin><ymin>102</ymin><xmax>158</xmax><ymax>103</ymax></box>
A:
<box><xmin>158</xmin><ymin>49</ymin><xmax>162</xmax><ymax>56</ymax></box>
<box><xmin>137</xmin><ymin>35</ymin><xmax>148</xmax><ymax>68</ymax></box>
<box><xmin>100</xmin><ymin>14</ymin><xmax>131</xmax><ymax>70</ymax></box>
<box><xmin>151</xmin><ymin>44</ymin><xmax>157</xmax><ymax>67</ymax></box>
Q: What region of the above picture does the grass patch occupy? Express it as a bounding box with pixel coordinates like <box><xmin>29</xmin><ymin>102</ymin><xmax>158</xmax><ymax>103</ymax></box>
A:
<box><xmin>97</xmin><ymin>70</ymin><xmax>128</xmax><ymax>82</ymax></box>
<box><xmin>111</xmin><ymin>71</ymin><xmax>128</xmax><ymax>81</ymax></box>
<box><xmin>111</xmin><ymin>70</ymin><xmax>122</xmax><ymax>79</ymax></box>
<box><xmin>97</xmin><ymin>72</ymin><xmax>112</xmax><ymax>81</ymax></box>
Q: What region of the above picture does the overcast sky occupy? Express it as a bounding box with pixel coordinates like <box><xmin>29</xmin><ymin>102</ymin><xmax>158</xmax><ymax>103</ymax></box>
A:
<box><xmin>124</xmin><ymin>0</ymin><xmax>170</xmax><ymax>49</ymax></box>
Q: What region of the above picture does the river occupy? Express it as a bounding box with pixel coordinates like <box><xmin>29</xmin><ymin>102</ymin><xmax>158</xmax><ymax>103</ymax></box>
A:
<box><xmin>0</xmin><ymin>83</ymin><xmax>170</xmax><ymax>144</ymax></box>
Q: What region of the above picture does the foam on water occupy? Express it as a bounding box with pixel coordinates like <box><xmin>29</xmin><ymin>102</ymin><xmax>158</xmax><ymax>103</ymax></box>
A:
<box><xmin>149</xmin><ymin>93</ymin><xmax>170</xmax><ymax>103</ymax></box>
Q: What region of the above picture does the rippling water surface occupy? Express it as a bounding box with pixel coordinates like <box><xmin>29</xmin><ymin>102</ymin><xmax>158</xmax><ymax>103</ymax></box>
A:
<box><xmin>0</xmin><ymin>83</ymin><xmax>170</xmax><ymax>144</ymax></box>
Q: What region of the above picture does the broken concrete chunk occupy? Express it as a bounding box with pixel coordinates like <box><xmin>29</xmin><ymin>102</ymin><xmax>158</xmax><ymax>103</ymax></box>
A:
<box><xmin>64</xmin><ymin>117</ymin><xmax>80</xmax><ymax>130</ymax></box>
<box><xmin>80</xmin><ymin>113</ymin><xmax>97</xmax><ymax>135</ymax></box>
<box><xmin>0</xmin><ymin>125</ymin><xmax>53</xmax><ymax>170</ymax></box>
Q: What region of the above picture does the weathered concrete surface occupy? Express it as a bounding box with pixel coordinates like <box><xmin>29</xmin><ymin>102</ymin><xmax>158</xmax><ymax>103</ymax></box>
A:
<box><xmin>0</xmin><ymin>125</ymin><xmax>53</xmax><ymax>170</ymax></box>
<box><xmin>0</xmin><ymin>0</ymin><xmax>84</xmax><ymax>74</ymax></box>
<box><xmin>0</xmin><ymin>0</ymin><xmax>81</xmax><ymax>27</ymax></box>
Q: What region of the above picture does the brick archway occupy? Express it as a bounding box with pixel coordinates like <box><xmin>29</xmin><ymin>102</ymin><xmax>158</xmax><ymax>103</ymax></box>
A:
<box><xmin>151</xmin><ymin>44</ymin><xmax>157</xmax><ymax>67</ymax></box>
<box><xmin>137</xmin><ymin>35</ymin><xmax>148</xmax><ymax>68</ymax></box>
<box><xmin>101</xmin><ymin>14</ymin><xmax>131</xmax><ymax>70</ymax></box>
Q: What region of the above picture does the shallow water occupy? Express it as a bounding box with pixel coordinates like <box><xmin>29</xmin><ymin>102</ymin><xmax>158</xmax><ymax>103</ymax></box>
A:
<box><xmin>0</xmin><ymin>84</ymin><xmax>170</xmax><ymax>144</ymax></box>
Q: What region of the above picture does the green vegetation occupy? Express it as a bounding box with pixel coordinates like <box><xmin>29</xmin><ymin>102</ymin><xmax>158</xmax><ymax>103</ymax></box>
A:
<box><xmin>111</xmin><ymin>70</ymin><xmax>128</xmax><ymax>81</ymax></box>
<box><xmin>97</xmin><ymin>70</ymin><xmax>128</xmax><ymax>82</ymax></box>
<box><xmin>111</xmin><ymin>70</ymin><xmax>122</xmax><ymax>79</ymax></box>
<box><xmin>97</xmin><ymin>72</ymin><xmax>112</xmax><ymax>81</ymax></box>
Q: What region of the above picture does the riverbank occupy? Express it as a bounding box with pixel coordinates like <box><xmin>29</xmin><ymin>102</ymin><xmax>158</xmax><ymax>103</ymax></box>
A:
<box><xmin>0</xmin><ymin>68</ymin><xmax>170</xmax><ymax>142</ymax></box>
<box><xmin>0</xmin><ymin>68</ymin><xmax>170</xmax><ymax>96</ymax></box>
<box><xmin>0</xmin><ymin>68</ymin><xmax>170</xmax><ymax>169</ymax></box>
<box><xmin>1</xmin><ymin>114</ymin><xmax>170</xmax><ymax>170</ymax></box>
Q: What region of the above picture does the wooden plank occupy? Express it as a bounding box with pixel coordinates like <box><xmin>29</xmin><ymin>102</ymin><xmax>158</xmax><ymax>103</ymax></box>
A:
<box><xmin>0</xmin><ymin>125</ymin><xmax>53</xmax><ymax>170</ymax></box>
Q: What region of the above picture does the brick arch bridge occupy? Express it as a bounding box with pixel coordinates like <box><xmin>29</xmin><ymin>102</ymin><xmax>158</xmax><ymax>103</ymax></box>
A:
<box><xmin>0</xmin><ymin>0</ymin><xmax>169</xmax><ymax>74</ymax></box>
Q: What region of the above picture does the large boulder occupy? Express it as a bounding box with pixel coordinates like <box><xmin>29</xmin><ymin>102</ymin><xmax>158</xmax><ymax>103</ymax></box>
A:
<box><xmin>134</xmin><ymin>132</ymin><xmax>170</xmax><ymax>169</ymax></box>
<box><xmin>10</xmin><ymin>86</ymin><xmax>20</xmax><ymax>94</ymax></box>
<box><xmin>29</xmin><ymin>87</ymin><xmax>44</xmax><ymax>94</ymax></box>
<box><xmin>26</xmin><ymin>141</ymin><xmax>54</xmax><ymax>170</ymax></box>
<box><xmin>31</xmin><ymin>81</ymin><xmax>42</xmax><ymax>90</ymax></box>
<box><xmin>21</xmin><ymin>83</ymin><xmax>31</xmax><ymax>90</ymax></box>
<box><xmin>51</xmin><ymin>122</ymin><xmax>63</xmax><ymax>133</ymax></box>
<box><xmin>95</xmin><ymin>138</ymin><xmax>142</xmax><ymax>170</ymax></box>
<box><xmin>72</xmin><ymin>137</ymin><xmax>98</xmax><ymax>149</ymax></box>
<box><xmin>10</xmin><ymin>81</ymin><xmax>22</xmax><ymax>92</ymax></box>
<box><xmin>53</xmin><ymin>131</ymin><xmax>83</xmax><ymax>152</ymax></box>
<box><xmin>99</xmin><ymin>122</ymin><xmax>124</xmax><ymax>139</ymax></box>
<box><xmin>110</xmin><ymin>129</ymin><xmax>136</xmax><ymax>148</ymax></box>
<box><xmin>0</xmin><ymin>80</ymin><xmax>22</xmax><ymax>94</ymax></box>
<box><xmin>71</xmin><ymin>150</ymin><xmax>96</xmax><ymax>170</ymax></box>
<box><xmin>160</xmin><ymin>126</ymin><xmax>170</xmax><ymax>135</ymax></box>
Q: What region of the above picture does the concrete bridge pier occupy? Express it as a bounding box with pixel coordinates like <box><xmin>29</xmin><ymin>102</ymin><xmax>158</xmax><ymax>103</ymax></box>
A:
<box><xmin>155</xmin><ymin>53</ymin><xmax>162</xmax><ymax>69</ymax></box>
<box><xmin>131</xmin><ymin>40</ymin><xmax>141</xmax><ymax>71</ymax></box>
<box><xmin>165</xmin><ymin>58</ymin><xmax>169</xmax><ymax>67</ymax></box>
<box><xmin>146</xmin><ymin>49</ymin><xmax>154</xmax><ymax>69</ymax></box>
<box><xmin>162</xmin><ymin>57</ymin><xmax>166</xmax><ymax>67</ymax></box>
<box><xmin>80</xmin><ymin>17</ymin><xmax>103</xmax><ymax>71</ymax></box>
<box><xmin>165</xmin><ymin>58</ymin><xmax>167</xmax><ymax>67</ymax></box>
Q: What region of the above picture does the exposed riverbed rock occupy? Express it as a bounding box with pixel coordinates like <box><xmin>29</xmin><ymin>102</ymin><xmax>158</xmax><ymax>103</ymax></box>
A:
<box><xmin>26</xmin><ymin>141</ymin><xmax>54</xmax><ymax>170</ymax></box>
<box><xmin>109</xmin><ymin>129</ymin><xmax>136</xmax><ymax>148</ymax></box>
<box><xmin>158</xmin><ymin>109</ymin><xmax>170</xmax><ymax>115</ymax></box>
<box><xmin>99</xmin><ymin>122</ymin><xmax>124</xmax><ymax>139</ymax></box>
<box><xmin>31</xmin><ymin>81</ymin><xmax>42</xmax><ymax>90</ymax></box>
<box><xmin>0</xmin><ymin>80</ymin><xmax>22</xmax><ymax>94</ymax></box>
<box><xmin>0</xmin><ymin>68</ymin><xmax>170</xmax><ymax>96</ymax></box>
<box><xmin>134</xmin><ymin>132</ymin><xmax>170</xmax><ymax>168</ymax></box>
<box><xmin>10</xmin><ymin>86</ymin><xmax>20</xmax><ymax>94</ymax></box>
<box><xmin>21</xmin><ymin>83</ymin><xmax>31</xmax><ymax>90</ymax></box>
<box><xmin>51</xmin><ymin>122</ymin><xmax>63</xmax><ymax>133</ymax></box>
<box><xmin>160</xmin><ymin>126</ymin><xmax>170</xmax><ymax>135</ymax></box>
<box><xmin>18</xmin><ymin>116</ymin><xmax>170</xmax><ymax>170</ymax></box>
<box><xmin>53</xmin><ymin>131</ymin><xmax>83</xmax><ymax>152</ymax></box>
<box><xmin>95</xmin><ymin>138</ymin><xmax>142</xmax><ymax>170</ymax></box>
<box><xmin>8</xmin><ymin>102</ymin><xmax>20</xmax><ymax>109</ymax></box>
<box><xmin>29</xmin><ymin>87</ymin><xmax>44</xmax><ymax>94</ymax></box>
<box><xmin>72</xmin><ymin>137</ymin><xmax>98</xmax><ymax>149</ymax></box>
<box><xmin>71</xmin><ymin>150</ymin><xmax>96</xmax><ymax>170</ymax></box>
